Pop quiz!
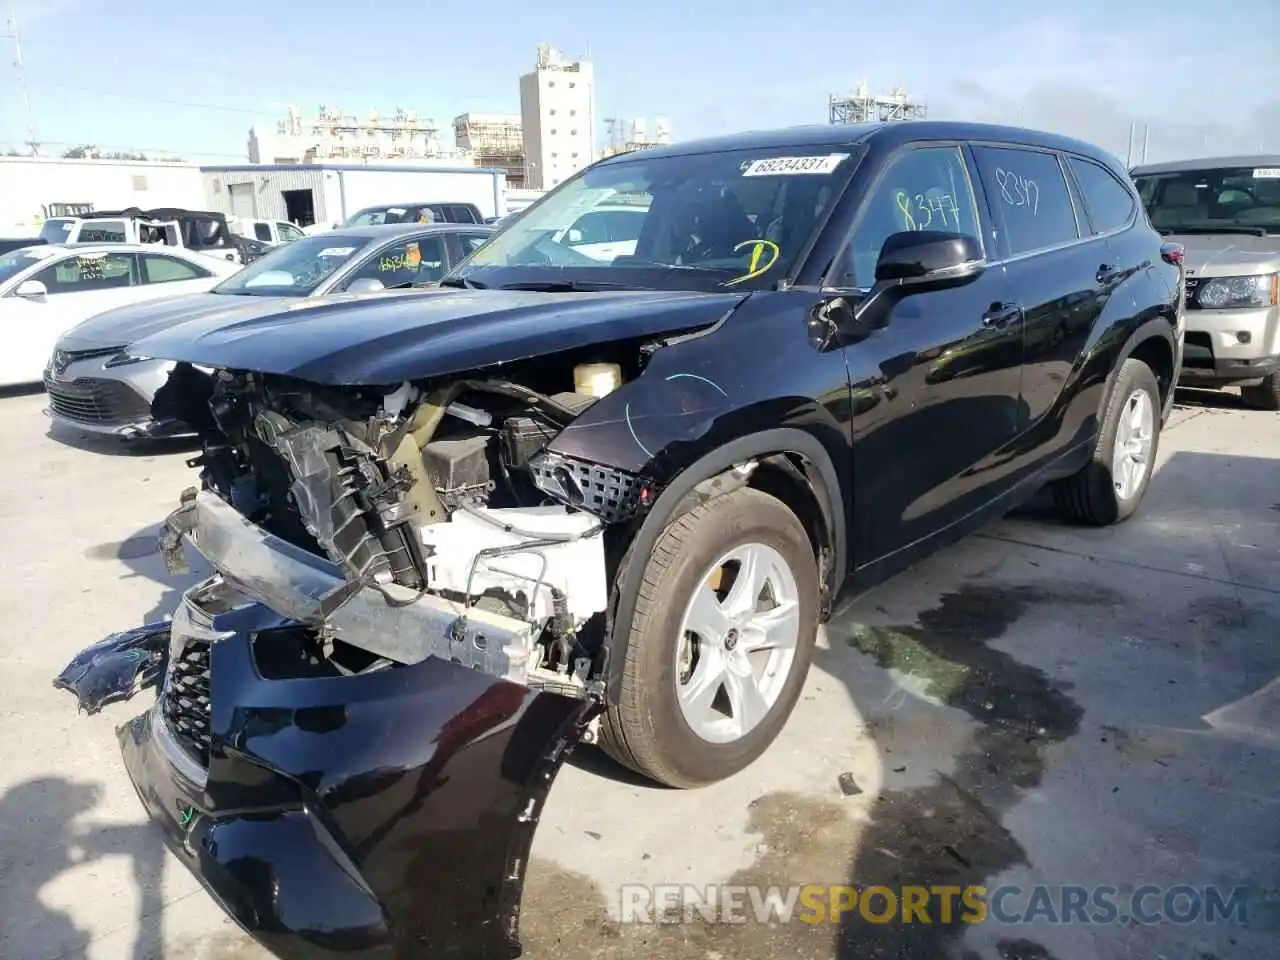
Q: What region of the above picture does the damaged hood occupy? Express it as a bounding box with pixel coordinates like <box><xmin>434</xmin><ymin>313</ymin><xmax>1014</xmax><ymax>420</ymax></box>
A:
<box><xmin>129</xmin><ymin>287</ymin><xmax>747</xmax><ymax>385</ymax></box>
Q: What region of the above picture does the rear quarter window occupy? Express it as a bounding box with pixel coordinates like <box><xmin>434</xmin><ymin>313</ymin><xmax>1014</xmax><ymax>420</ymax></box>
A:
<box><xmin>1067</xmin><ymin>157</ymin><xmax>1137</xmax><ymax>234</ymax></box>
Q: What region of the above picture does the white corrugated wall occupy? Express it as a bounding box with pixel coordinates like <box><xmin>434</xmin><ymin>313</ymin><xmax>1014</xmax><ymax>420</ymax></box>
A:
<box><xmin>202</xmin><ymin>168</ymin><xmax>332</xmax><ymax>225</ymax></box>
<box><xmin>0</xmin><ymin>158</ymin><xmax>206</xmax><ymax>234</ymax></box>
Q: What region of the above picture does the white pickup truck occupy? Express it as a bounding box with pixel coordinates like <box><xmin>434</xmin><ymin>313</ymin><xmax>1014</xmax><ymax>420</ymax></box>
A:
<box><xmin>228</xmin><ymin>217</ymin><xmax>307</xmax><ymax>247</ymax></box>
<box><xmin>28</xmin><ymin>208</ymin><xmax>244</xmax><ymax>265</ymax></box>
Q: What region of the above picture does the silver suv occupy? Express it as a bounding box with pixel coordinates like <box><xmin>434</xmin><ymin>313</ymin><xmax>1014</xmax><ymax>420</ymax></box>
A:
<box><xmin>1131</xmin><ymin>156</ymin><xmax>1280</xmax><ymax>409</ymax></box>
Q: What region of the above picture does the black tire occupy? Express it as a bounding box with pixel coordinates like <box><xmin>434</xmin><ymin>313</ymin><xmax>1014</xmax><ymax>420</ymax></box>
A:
<box><xmin>1053</xmin><ymin>358</ymin><xmax>1162</xmax><ymax>526</ymax></box>
<box><xmin>599</xmin><ymin>487</ymin><xmax>820</xmax><ymax>788</ymax></box>
<box><xmin>1240</xmin><ymin>373</ymin><xmax>1280</xmax><ymax>411</ymax></box>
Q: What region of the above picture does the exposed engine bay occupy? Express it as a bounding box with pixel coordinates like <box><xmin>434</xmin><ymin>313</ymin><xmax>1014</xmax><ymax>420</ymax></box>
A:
<box><xmin>158</xmin><ymin>358</ymin><xmax>654</xmax><ymax>701</ymax></box>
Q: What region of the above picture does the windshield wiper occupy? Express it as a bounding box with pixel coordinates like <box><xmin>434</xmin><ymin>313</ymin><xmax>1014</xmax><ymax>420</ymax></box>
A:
<box><xmin>499</xmin><ymin>279</ymin><xmax>645</xmax><ymax>292</ymax></box>
<box><xmin>439</xmin><ymin>276</ymin><xmax>487</xmax><ymax>289</ymax></box>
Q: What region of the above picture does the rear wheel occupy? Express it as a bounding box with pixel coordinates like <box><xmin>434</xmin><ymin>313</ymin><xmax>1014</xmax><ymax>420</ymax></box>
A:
<box><xmin>1240</xmin><ymin>372</ymin><xmax>1280</xmax><ymax>411</ymax></box>
<box><xmin>599</xmin><ymin>487</ymin><xmax>819</xmax><ymax>788</ymax></box>
<box><xmin>1053</xmin><ymin>358</ymin><xmax>1161</xmax><ymax>526</ymax></box>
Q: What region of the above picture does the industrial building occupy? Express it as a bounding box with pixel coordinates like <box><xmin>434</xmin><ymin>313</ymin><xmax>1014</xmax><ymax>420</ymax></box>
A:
<box><xmin>0</xmin><ymin>156</ymin><xmax>206</xmax><ymax>235</ymax></box>
<box><xmin>519</xmin><ymin>45</ymin><xmax>597</xmax><ymax>189</ymax></box>
<box><xmin>247</xmin><ymin>105</ymin><xmax>472</xmax><ymax>166</ymax></box>
<box><xmin>453</xmin><ymin>113</ymin><xmax>526</xmax><ymax>187</ymax></box>
<box><xmin>829</xmin><ymin>80</ymin><xmax>927</xmax><ymax>124</ymax></box>
<box><xmin>201</xmin><ymin>163</ymin><xmax>508</xmax><ymax>227</ymax></box>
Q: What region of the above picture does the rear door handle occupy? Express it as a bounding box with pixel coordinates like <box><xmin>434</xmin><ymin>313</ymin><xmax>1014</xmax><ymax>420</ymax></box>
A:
<box><xmin>982</xmin><ymin>302</ymin><xmax>1022</xmax><ymax>328</ymax></box>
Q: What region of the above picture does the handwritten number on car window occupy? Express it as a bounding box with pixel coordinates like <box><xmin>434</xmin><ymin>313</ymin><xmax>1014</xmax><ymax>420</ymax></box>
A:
<box><xmin>895</xmin><ymin>191</ymin><xmax>963</xmax><ymax>231</ymax></box>
<box><xmin>993</xmin><ymin>168</ymin><xmax>1040</xmax><ymax>215</ymax></box>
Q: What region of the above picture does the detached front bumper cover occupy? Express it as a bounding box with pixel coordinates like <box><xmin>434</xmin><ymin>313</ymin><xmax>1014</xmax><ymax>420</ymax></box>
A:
<box><xmin>56</xmin><ymin>487</ymin><xmax>604</xmax><ymax>960</ymax></box>
<box><xmin>53</xmin><ymin>622</ymin><xmax>171</xmax><ymax>714</ymax></box>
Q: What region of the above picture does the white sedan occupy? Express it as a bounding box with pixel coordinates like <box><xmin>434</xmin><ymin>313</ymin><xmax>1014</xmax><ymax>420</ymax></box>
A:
<box><xmin>0</xmin><ymin>242</ymin><xmax>241</xmax><ymax>387</ymax></box>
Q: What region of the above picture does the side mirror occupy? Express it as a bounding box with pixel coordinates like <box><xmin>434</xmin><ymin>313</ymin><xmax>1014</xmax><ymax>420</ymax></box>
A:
<box><xmin>16</xmin><ymin>279</ymin><xmax>47</xmax><ymax>300</ymax></box>
<box><xmin>566</xmin><ymin>228</ymin><xmax>584</xmax><ymax>245</ymax></box>
<box><xmin>841</xmin><ymin>231</ymin><xmax>986</xmax><ymax>331</ymax></box>
<box><xmin>346</xmin><ymin>277</ymin><xmax>385</xmax><ymax>294</ymax></box>
<box><xmin>874</xmin><ymin>230</ymin><xmax>985</xmax><ymax>286</ymax></box>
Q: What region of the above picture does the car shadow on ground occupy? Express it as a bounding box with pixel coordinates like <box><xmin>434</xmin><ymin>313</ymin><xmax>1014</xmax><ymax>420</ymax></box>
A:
<box><xmin>1171</xmin><ymin>385</ymin><xmax>1250</xmax><ymax>410</ymax></box>
<box><xmin>10</xmin><ymin>530</ymin><xmax>212</xmax><ymax>960</ymax></box>
<box><xmin>0</xmin><ymin>776</ymin><xmax>169</xmax><ymax>960</ymax></box>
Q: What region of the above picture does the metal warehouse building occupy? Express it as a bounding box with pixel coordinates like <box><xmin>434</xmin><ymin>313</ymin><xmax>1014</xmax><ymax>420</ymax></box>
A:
<box><xmin>200</xmin><ymin>163</ymin><xmax>510</xmax><ymax>228</ymax></box>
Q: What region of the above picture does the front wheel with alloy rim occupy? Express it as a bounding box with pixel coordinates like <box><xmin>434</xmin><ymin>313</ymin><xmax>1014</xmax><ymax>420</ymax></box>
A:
<box><xmin>1052</xmin><ymin>357</ymin><xmax>1162</xmax><ymax>525</ymax></box>
<box><xmin>599</xmin><ymin>487</ymin><xmax>820</xmax><ymax>788</ymax></box>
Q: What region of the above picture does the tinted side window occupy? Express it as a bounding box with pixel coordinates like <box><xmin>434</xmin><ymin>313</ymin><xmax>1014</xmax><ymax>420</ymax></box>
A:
<box><xmin>449</xmin><ymin>205</ymin><xmax>480</xmax><ymax>224</ymax></box>
<box><xmin>1067</xmin><ymin>157</ymin><xmax>1137</xmax><ymax>234</ymax></box>
<box><xmin>829</xmin><ymin>145</ymin><xmax>982</xmax><ymax>289</ymax></box>
<box><xmin>456</xmin><ymin>233</ymin><xmax>491</xmax><ymax>255</ymax></box>
<box><xmin>77</xmin><ymin>220</ymin><xmax>127</xmax><ymax>243</ymax></box>
<box><xmin>35</xmin><ymin>252</ymin><xmax>137</xmax><ymax>293</ymax></box>
<box><xmin>253</xmin><ymin>222</ymin><xmax>272</xmax><ymax>241</ymax></box>
<box><xmin>343</xmin><ymin>235</ymin><xmax>447</xmax><ymax>289</ymax></box>
<box><xmin>142</xmin><ymin>254</ymin><xmax>209</xmax><ymax>283</ymax></box>
<box><xmin>972</xmin><ymin>146</ymin><xmax>1079</xmax><ymax>257</ymax></box>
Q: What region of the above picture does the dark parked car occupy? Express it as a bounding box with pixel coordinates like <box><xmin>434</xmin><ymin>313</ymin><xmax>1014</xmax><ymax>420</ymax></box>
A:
<box><xmin>57</xmin><ymin>121</ymin><xmax>1183</xmax><ymax>959</ymax></box>
<box><xmin>338</xmin><ymin>200</ymin><xmax>486</xmax><ymax>227</ymax></box>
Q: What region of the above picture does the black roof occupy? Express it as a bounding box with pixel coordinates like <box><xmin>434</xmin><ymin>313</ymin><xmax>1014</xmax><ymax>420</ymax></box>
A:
<box><xmin>89</xmin><ymin>206</ymin><xmax>228</xmax><ymax>221</ymax></box>
<box><xmin>601</xmin><ymin>121</ymin><xmax>1118</xmax><ymax>168</ymax></box>
<box><xmin>328</xmin><ymin>222</ymin><xmax>495</xmax><ymax>240</ymax></box>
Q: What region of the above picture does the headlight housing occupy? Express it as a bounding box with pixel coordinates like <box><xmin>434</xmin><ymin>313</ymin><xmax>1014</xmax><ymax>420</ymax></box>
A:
<box><xmin>1195</xmin><ymin>273</ymin><xmax>1278</xmax><ymax>310</ymax></box>
<box><xmin>103</xmin><ymin>350</ymin><xmax>152</xmax><ymax>368</ymax></box>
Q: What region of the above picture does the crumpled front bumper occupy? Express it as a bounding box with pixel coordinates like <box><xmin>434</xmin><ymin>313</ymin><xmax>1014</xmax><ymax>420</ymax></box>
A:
<box><xmin>59</xmin><ymin>489</ymin><xmax>601</xmax><ymax>959</ymax></box>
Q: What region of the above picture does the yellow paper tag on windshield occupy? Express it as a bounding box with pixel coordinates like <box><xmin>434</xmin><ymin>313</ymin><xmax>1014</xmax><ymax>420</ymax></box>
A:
<box><xmin>405</xmin><ymin>242</ymin><xmax>421</xmax><ymax>268</ymax></box>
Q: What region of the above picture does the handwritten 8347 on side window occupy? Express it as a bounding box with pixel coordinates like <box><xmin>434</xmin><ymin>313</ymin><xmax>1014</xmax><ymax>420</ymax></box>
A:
<box><xmin>894</xmin><ymin>190</ymin><xmax>964</xmax><ymax>232</ymax></box>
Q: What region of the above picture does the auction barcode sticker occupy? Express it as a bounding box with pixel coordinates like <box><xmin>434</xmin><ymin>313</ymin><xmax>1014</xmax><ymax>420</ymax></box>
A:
<box><xmin>741</xmin><ymin>153</ymin><xmax>850</xmax><ymax>176</ymax></box>
<box><xmin>1252</xmin><ymin>168</ymin><xmax>1280</xmax><ymax>179</ymax></box>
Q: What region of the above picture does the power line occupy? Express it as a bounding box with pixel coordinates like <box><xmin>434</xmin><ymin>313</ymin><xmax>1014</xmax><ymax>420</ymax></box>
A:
<box><xmin>0</xmin><ymin>138</ymin><xmax>246</xmax><ymax>159</ymax></box>
<box><xmin>26</xmin><ymin>79</ymin><xmax>275</xmax><ymax>115</ymax></box>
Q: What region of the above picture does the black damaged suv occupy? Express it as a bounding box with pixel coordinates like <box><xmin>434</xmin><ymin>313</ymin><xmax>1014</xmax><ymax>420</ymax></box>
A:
<box><xmin>58</xmin><ymin>122</ymin><xmax>1183</xmax><ymax>960</ymax></box>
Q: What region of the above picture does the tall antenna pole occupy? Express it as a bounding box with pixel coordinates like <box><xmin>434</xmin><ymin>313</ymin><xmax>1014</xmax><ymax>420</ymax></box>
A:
<box><xmin>1141</xmin><ymin>124</ymin><xmax>1150</xmax><ymax>164</ymax></box>
<box><xmin>4</xmin><ymin>0</ymin><xmax>38</xmax><ymax>154</ymax></box>
<box><xmin>1125</xmin><ymin>122</ymin><xmax>1135</xmax><ymax>167</ymax></box>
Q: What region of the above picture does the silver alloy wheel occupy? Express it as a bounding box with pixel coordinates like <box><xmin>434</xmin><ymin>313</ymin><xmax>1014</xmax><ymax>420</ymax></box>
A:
<box><xmin>674</xmin><ymin>542</ymin><xmax>801</xmax><ymax>744</ymax></box>
<box><xmin>1112</xmin><ymin>387</ymin><xmax>1154</xmax><ymax>501</ymax></box>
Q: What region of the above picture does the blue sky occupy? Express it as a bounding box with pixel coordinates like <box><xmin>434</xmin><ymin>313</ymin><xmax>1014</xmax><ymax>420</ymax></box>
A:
<box><xmin>4</xmin><ymin>0</ymin><xmax>1277</xmax><ymax>164</ymax></box>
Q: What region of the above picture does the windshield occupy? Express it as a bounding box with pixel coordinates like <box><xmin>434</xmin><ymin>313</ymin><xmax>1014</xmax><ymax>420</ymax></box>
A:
<box><xmin>1133</xmin><ymin>165</ymin><xmax>1280</xmax><ymax>234</ymax></box>
<box><xmin>0</xmin><ymin>246</ymin><xmax>57</xmax><ymax>286</ymax></box>
<box><xmin>39</xmin><ymin>219</ymin><xmax>76</xmax><ymax>243</ymax></box>
<box><xmin>344</xmin><ymin>205</ymin><xmax>436</xmax><ymax>226</ymax></box>
<box><xmin>455</xmin><ymin>146</ymin><xmax>858</xmax><ymax>291</ymax></box>
<box><xmin>212</xmin><ymin>233</ymin><xmax>370</xmax><ymax>296</ymax></box>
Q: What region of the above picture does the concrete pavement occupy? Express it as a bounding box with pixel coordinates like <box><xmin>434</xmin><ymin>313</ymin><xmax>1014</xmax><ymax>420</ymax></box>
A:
<box><xmin>0</xmin><ymin>388</ymin><xmax>1275</xmax><ymax>960</ymax></box>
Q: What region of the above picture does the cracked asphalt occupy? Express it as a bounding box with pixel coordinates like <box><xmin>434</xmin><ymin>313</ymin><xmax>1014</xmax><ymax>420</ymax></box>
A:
<box><xmin>0</xmin><ymin>386</ymin><xmax>1276</xmax><ymax>960</ymax></box>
